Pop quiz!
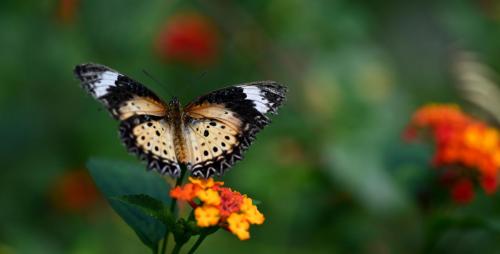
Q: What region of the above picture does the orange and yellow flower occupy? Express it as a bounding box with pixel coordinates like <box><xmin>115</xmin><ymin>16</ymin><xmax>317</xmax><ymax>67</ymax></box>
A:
<box><xmin>169</xmin><ymin>177</ymin><xmax>264</xmax><ymax>240</ymax></box>
<box><xmin>405</xmin><ymin>104</ymin><xmax>500</xmax><ymax>203</ymax></box>
<box><xmin>170</xmin><ymin>182</ymin><xmax>201</xmax><ymax>201</ymax></box>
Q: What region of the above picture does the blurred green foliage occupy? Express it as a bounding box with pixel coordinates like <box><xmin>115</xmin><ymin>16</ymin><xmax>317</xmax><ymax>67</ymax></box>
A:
<box><xmin>2</xmin><ymin>0</ymin><xmax>500</xmax><ymax>253</ymax></box>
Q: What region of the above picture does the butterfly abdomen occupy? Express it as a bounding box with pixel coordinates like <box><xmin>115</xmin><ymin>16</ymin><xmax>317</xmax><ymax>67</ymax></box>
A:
<box><xmin>168</xmin><ymin>98</ymin><xmax>189</xmax><ymax>164</ymax></box>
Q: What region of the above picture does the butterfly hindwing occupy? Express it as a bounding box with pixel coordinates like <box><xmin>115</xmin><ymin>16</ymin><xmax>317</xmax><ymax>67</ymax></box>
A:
<box><xmin>120</xmin><ymin>115</ymin><xmax>181</xmax><ymax>177</ymax></box>
<box><xmin>183</xmin><ymin>81</ymin><xmax>287</xmax><ymax>178</ymax></box>
<box><xmin>183</xmin><ymin>117</ymin><xmax>243</xmax><ymax>177</ymax></box>
<box><xmin>74</xmin><ymin>63</ymin><xmax>166</xmax><ymax>120</ymax></box>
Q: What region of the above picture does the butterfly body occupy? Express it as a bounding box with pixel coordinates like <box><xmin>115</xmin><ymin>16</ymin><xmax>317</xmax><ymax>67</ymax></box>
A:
<box><xmin>75</xmin><ymin>63</ymin><xmax>286</xmax><ymax>178</ymax></box>
<box><xmin>165</xmin><ymin>97</ymin><xmax>186</xmax><ymax>164</ymax></box>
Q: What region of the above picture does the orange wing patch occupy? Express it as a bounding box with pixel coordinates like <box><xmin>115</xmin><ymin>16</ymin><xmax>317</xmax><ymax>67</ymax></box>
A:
<box><xmin>185</xmin><ymin>102</ymin><xmax>242</xmax><ymax>131</ymax></box>
<box><xmin>117</xmin><ymin>96</ymin><xmax>166</xmax><ymax>120</ymax></box>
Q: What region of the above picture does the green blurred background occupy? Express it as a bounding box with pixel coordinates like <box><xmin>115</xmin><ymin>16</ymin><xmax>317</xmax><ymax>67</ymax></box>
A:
<box><xmin>2</xmin><ymin>0</ymin><xmax>500</xmax><ymax>253</ymax></box>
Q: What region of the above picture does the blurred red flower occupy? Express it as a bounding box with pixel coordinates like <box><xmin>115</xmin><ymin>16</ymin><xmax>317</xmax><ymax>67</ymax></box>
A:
<box><xmin>155</xmin><ymin>12</ymin><xmax>219</xmax><ymax>67</ymax></box>
<box><xmin>51</xmin><ymin>169</ymin><xmax>101</xmax><ymax>213</ymax></box>
<box><xmin>56</xmin><ymin>0</ymin><xmax>79</xmax><ymax>24</ymax></box>
<box><xmin>405</xmin><ymin>104</ymin><xmax>500</xmax><ymax>203</ymax></box>
<box><xmin>451</xmin><ymin>179</ymin><xmax>474</xmax><ymax>204</ymax></box>
<box><xmin>481</xmin><ymin>174</ymin><xmax>497</xmax><ymax>194</ymax></box>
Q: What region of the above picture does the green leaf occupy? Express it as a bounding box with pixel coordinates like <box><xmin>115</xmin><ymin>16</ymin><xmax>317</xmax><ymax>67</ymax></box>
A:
<box><xmin>87</xmin><ymin>158</ymin><xmax>171</xmax><ymax>250</ymax></box>
<box><xmin>113</xmin><ymin>194</ymin><xmax>174</xmax><ymax>226</ymax></box>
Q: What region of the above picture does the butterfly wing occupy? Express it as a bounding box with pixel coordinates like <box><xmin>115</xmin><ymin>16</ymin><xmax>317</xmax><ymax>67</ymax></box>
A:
<box><xmin>120</xmin><ymin>115</ymin><xmax>181</xmax><ymax>176</ymax></box>
<box><xmin>74</xmin><ymin>63</ymin><xmax>180</xmax><ymax>176</ymax></box>
<box><xmin>74</xmin><ymin>63</ymin><xmax>167</xmax><ymax>120</ymax></box>
<box><xmin>182</xmin><ymin>81</ymin><xmax>287</xmax><ymax>178</ymax></box>
<box><xmin>454</xmin><ymin>52</ymin><xmax>500</xmax><ymax>125</ymax></box>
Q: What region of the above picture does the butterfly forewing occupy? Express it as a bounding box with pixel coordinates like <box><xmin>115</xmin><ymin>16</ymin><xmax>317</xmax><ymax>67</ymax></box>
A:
<box><xmin>74</xmin><ymin>63</ymin><xmax>167</xmax><ymax>120</ymax></box>
<box><xmin>183</xmin><ymin>81</ymin><xmax>287</xmax><ymax>178</ymax></box>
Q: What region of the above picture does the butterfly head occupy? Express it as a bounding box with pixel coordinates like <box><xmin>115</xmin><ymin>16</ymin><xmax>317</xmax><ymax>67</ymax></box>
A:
<box><xmin>169</xmin><ymin>97</ymin><xmax>180</xmax><ymax>107</ymax></box>
<box><xmin>168</xmin><ymin>97</ymin><xmax>182</xmax><ymax>115</ymax></box>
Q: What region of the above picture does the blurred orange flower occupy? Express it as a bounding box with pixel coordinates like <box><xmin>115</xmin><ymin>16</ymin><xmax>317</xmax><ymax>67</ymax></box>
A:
<box><xmin>155</xmin><ymin>12</ymin><xmax>219</xmax><ymax>67</ymax></box>
<box><xmin>405</xmin><ymin>104</ymin><xmax>500</xmax><ymax>203</ymax></box>
<box><xmin>170</xmin><ymin>177</ymin><xmax>264</xmax><ymax>240</ymax></box>
<box><xmin>51</xmin><ymin>169</ymin><xmax>101</xmax><ymax>213</ymax></box>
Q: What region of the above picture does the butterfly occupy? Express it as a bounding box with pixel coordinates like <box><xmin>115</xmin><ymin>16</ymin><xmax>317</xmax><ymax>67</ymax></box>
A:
<box><xmin>74</xmin><ymin>63</ymin><xmax>287</xmax><ymax>178</ymax></box>
<box><xmin>453</xmin><ymin>51</ymin><xmax>500</xmax><ymax>125</ymax></box>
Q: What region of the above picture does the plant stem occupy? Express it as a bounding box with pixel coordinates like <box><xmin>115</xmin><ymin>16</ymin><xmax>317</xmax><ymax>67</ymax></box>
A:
<box><xmin>153</xmin><ymin>243</ymin><xmax>159</xmax><ymax>254</ymax></box>
<box><xmin>188</xmin><ymin>207</ymin><xmax>195</xmax><ymax>221</ymax></box>
<box><xmin>187</xmin><ymin>234</ymin><xmax>208</xmax><ymax>254</ymax></box>
<box><xmin>171</xmin><ymin>242</ymin><xmax>183</xmax><ymax>254</ymax></box>
<box><xmin>160</xmin><ymin>236</ymin><xmax>167</xmax><ymax>254</ymax></box>
<box><xmin>162</xmin><ymin>166</ymin><xmax>188</xmax><ymax>254</ymax></box>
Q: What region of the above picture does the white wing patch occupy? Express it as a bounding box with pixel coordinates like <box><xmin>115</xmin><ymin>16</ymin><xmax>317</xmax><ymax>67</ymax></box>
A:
<box><xmin>239</xmin><ymin>85</ymin><xmax>270</xmax><ymax>113</ymax></box>
<box><xmin>91</xmin><ymin>71</ymin><xmax>119</xmax><ymax>98</ymax></box>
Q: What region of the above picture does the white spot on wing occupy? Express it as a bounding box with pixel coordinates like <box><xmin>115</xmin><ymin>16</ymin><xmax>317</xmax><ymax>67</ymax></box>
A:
<box><xmin>255</xmin><ymin>102</ymin><xmax>269</xmax><ymax>113</ymax></box>
<box><xmin>93</xmin><ymin>71</ymin><xmax>118</xmax><ymax>97</ymax></box>
<box><xmin>240</xmin><ymin>86</ymin><xmax>270</xmax><ymax>113</ymax></box>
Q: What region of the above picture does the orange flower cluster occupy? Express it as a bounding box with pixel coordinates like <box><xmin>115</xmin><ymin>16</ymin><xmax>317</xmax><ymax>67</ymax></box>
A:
<box><xmin>405</xmin><ymin>104</ymin><xmax>500</xmax><ymax>202</ymax></box>
<box><xmin>170</xmin><ymin>177</ymin><xmax>265</xmax><ymax>240</ymax></box>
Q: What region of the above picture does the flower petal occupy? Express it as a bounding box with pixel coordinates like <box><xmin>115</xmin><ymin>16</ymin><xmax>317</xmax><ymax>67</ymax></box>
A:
<box><xmin>195</xmin><ymin>205</ymin><xmax>220</xmax><ymax>227</ymax></box>
<box><xmin>227</xmin><ymin>213</ymin><xmax>250</xmax><ymax>240</ymax></box>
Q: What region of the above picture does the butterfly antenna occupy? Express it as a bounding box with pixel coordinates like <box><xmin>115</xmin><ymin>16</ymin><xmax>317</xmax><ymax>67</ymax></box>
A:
<box><xmin>185</xmin><ymin>70</ymin><xmax>208</xmax><ymax>93</ymax></box>
<box><xmin>198</xmin><ymin>71</ymin><xmax>207</xmax><ymax>80</ymax></box>
<box><xmin>142</xmin><ymin>69</ymin><xmax>172</xmax><ymax>98</ymax></box>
